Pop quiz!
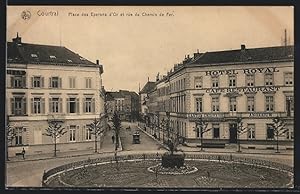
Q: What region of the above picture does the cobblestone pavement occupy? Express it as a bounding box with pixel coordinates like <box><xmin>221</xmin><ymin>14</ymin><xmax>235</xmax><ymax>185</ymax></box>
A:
<box><xmin>6</xmin><ymin>122</ymin><xmax>294</xmax><ymax>188</ymax></box>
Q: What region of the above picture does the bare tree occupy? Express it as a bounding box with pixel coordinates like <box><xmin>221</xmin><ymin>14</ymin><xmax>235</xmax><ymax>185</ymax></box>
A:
<box><xmin>112</xmin><ymin>112</ymin><xmax>121</xmax><ymax>151</ymax></box>
<box><xmin>271</xmin><ymin>116</ymin><xmax>288</xmax><ymax>153</ymax></box>
<box><xmin>43</xmin><ymin>121</ymin><xmax>67</xmax><ymax>157</ymax></box>
<box><xmin>88</xmin><ymin>117</ymin><xmax>104</xmax><ymax>153</ymax></box>
<box><xmin>195</xmin><ymin>119</ymin><xmax>212</xmax><ymax>151</ymax></box>
<box><xmin>236</xmin><ymin>117</ymin><xmax>250</xmax><ymax>152</ymax></box>
<box><xmin>6</xmin><ymin>121</ymin><xmax>16</xmax><ymax>161</ymax></box>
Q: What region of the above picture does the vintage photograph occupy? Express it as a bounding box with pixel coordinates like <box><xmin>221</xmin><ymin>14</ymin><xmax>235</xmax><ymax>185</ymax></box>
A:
<box><xmin>6</xmin><ymin>6</ymin><xmax>294</xmax><ymax>189</ymax></box>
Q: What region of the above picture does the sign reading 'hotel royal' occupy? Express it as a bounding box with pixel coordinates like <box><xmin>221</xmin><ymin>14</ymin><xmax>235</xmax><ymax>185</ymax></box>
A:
<box><xmin>205</xmin><ymin>67</ymin><xmax>281</xmax><ymax>94</ymax></box>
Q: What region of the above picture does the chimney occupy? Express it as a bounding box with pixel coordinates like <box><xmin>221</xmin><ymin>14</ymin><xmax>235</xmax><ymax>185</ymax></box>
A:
<box><xmin>12</xmin><ymin>32</ymin><xmax>22</xmax><ymax>44</ymax></box>
<box><xmin>96</xmin><ymin>59</ymin><xmax>99</xmax><ymax>65</ymax></box>
<box><xmin>241</xmin><ymin>44</ymin><xmax>246</xmax><ymax>50</ymax></box>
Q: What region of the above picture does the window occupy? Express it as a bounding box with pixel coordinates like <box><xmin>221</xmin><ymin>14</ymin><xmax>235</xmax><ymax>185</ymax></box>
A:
<box><xmin>31</xmin><ymin>54</ymin><xmax>38</xmax><ymax>58</ymax></box>
<box><xmin>286</xmin><ymin>96</ymin><xmax>294</xmax><ymax>116</ymax></box>
<box><xmin>265</xmin><ymin>96</ymin><xmax>274</xmax><ymax>112</ymax></box>
<box><xmin>49</xmin><ymin>77</ymin><xmax>61</xmax><ymax>88</ymax></box>
<box><xmin>33</xmin><ymin>98</ymin><xmax>41</xmax><ymax>114</ymax></box>
<box><xmin>246</xmin><ymin>74</ymin><xmax>255</xmax><ymax>87</ymax></box>
<box><xmin>67</xmin><ymin>98</ymin><xmax>79</xmax><ymax>113</ymax></box>
<box><xmin>195</xmin><ymin>97</ymin><xmax>203</xmax><ymax>112</ymax></box>
<box><xmin>247</xmin><ymin>124</ymin><xmax>255</xmax><ymax>139</ymax></box>
<box><xmin>284</xmin><ymin>72</ymin><xmax>293</xmax><ymax>86</ymax></box>
<box><xmin>69</xmin><ymin>77</ymin><xmax>76</xmax><ymax>88</ymax></box>
<box><xmin>32</xmin><ymin>76</ymin><xmax>44</xmax><ymax>88</ymax></box>
<box><xmin>228</xmin><ymin>75</ymin><xmax>236</xmax><ymax>87</ymax></box>
<box><xmin>69</xmin><ymin>125</ymin><xmax>76</xmax><ymax>142</ymax></box>
<box><xmin>49</xmin><ymin>98</ymin><xmax>61</xmax><ymax>113</ymax></box>
<box><xmin>85</xmin><ymin>78</ymin><xmax>92</xmax><ymax>88</ymax></box>
<box><xmin>194</xmin><ymin>77</ymin><xmax>203</xmax><ymax>89</ymax></box>
<box><xmin>213</xmin><ymin>124</ymin><xmax>220</xmax><ymax>138</ymax></box>
<box><xmin>14</xmin><ymin>127</ymin><xmax>23</xmax><ymax>145</ymax></box>
<box><xmin>265</xmin><ymin>73</ymin><xmax>273</xmax><ymax>86</ymax></box>
<box><xmin>84</xmin><ymin>98</ymin><xmax>95</xmax><ymax>113</ymax></box>
<box><xmin>247</xmin><ymin>96</ymin><xmax>255</xmax><ymax>112</ymax></box>
<box><xmin>212</xmin><ymin>76</ymin><xmax>219</xmax><ymax>88</ymax></box>
<box><xmin>212</xmin><ymin>96</ymin><xmax>219</xmax><ymax>112</ymax></box>
<box><xmin>11</xmin><ymin>97</ymin><xmax>26</xmax><ymax>116</ymax></box>
<box><xmin>12</xmin><ymin>76</ymin><xmax>26</xmax><ymax>88</ymax></box>
<box><xmin>229</xmin><ymin>97</ymin><xmax>237</xmax><ymax>112</ymax></box>
<box><xmin>86</xmin><ymin>125</ymin><xmax>92</xmax><ymax>140</ymax></box>
<box><xmin>266</xmin><ymin>124</ymin><xmax>274</xmax><ymax>139</ymax></box>
<box><xmin>286</xmin><ymin>128</ymin><xmax>294</xmax><ymax>140</ymax></box>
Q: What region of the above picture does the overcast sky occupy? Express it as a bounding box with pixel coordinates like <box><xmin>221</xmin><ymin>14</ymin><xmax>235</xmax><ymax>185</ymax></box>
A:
<box><xmin>7</xmin><ymin>6</ymin><xmax>294</xmax><ymax>93</ymax></box>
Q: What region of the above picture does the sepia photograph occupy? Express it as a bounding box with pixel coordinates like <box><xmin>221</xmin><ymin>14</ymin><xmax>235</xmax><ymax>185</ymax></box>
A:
<box><xmin>5</xmin><ymin>5</ymin><xmax>294</xmax><ymax>189</ymax></box>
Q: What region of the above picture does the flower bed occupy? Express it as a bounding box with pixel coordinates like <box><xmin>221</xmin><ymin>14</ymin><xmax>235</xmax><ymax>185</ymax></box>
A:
<box><xmin>147</xmin><ymin>164</ymin><xmax>198</xmax><ymax>175</ymax></box>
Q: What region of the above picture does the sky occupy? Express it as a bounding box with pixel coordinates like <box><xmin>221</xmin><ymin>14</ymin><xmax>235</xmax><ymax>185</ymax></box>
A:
<box><xmin>7</xmin><ymin>6</ymin><xmax>294</xmax><ymax>93</ymax></box>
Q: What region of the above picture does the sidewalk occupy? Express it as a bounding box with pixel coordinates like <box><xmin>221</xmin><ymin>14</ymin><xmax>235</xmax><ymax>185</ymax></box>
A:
<box><xmin>138</xmin><ymin>125</ymin><xmax>293</xmax><ymax>156</ymax></box>
<box><xmin>7</xmin><ymin>129</ymin><xmax>118</xmax><ymax>163</ymax></box>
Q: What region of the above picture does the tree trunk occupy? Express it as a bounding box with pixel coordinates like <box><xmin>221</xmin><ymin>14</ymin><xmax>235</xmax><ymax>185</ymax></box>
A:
<box><xmin>276</xmin><ymin>132</ymin><xmax>280</xmax><ymax>153</ymax></box>
<box><xmin>54</xmin><ymin>137</ymin><xmax>57</xmax><ymax>157</ymax></box>
<box><xmin>200</xmin><ymin>134</ymin><xmax>204</xmax><ymax>151</ymax></box>
<box><xmin>94</xmin><ymin>135</ymin><xmax>97</xmax><ymax>153</ymax></box>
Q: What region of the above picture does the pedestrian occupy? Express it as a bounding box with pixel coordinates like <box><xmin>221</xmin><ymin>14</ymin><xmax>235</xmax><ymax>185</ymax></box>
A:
<box><xmin>112</xmin><ymin>135</ymin><xmax>115</xmax><ymax>143</ymax></box>
<box><xmin>22</xmin><ymin>148</ymin><xmax>26</xmax><ymax>160</ymax></box>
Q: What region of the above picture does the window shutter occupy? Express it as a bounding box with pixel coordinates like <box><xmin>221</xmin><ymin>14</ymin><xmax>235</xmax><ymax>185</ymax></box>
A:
<box><xmin>41</xmin><ymin>98</ymin><xmax>45</xmax><ymax>114</ymax></box>
<box><xmin>41</xmin><ymin>77</ymin><xmax>44</xmax><ymax>88</ymax></box>
<box><xmin>31</xmin><ymin>77</ymin><xmax>34</xmax><ymax>88</ymax></box>
<box><xmin>76</xmin><ymin>125</ymin><xmax>80</xmax><ymax>142</ymax></box>
<box><xmin>67</xmin><ymin>98</ymin><xmax>70</xmax><ymax>113</ymax></box>
<box><xmin>23</xmin><ymin>98</ymin><xmax>27</xmax><ymax>115</ymax></box>
<box><xmin>11</xmin><ymin>98</ymin><xmax>15</xmax><ymax>115</ymax></box>
<box><xmin>76</xmin><ymin>98</ymin><xmax>80</xmax><ymax>113</ymax></box>
<box><xmin>49</xmin><ymin>77</ymin><xmax>52</xmax><ymax>88</ymax></box>
<box><xmin>31</xmin><ymin>98</ymin><xmax>34</xmax><ymax>114</ymax></box>
<box><xmin>22</xmin><ymin>76</ymin><xmax>26</xmax><ymax>88</ymax></box>
<box><xmin>59</xmin><ymin>78</ymin><xmax>62</xmax><ymax>88</ymax></box>
<box><xmin>92</xmin><ymin>98</ymin><xmax>95</xmax><ymax>113</ymax></box>
<box><xmin>59</xmin><ymin>98</ymin><xmax>62</xmax><ymax>113</ymax></box>
<box><xmin>49</xmin><ymin>98</ymin><xmax>52</xmax><ymax>113</ymax></box>
<box><xmin>10</xmin><ymin>77</ymin><xmax>14</xmax><ymax>88</ymax></box>
<box><xmin>83</xmin><ymin>98</ymin><xmax>86</xmax><ymax>113</ymax></box>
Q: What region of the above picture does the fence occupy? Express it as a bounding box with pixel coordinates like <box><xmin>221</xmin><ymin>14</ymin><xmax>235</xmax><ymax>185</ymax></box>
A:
<box><xmin>42</xmin><ymin>153</ymin><xmax>293</xmax><ymax>186</ymax></box>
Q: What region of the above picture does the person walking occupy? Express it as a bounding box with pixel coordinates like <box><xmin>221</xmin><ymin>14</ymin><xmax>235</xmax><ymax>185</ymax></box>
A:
<box><xmin>22</xmin><ymin>148</ymin><xmax>26</xmax><ymax>160</ymax></box>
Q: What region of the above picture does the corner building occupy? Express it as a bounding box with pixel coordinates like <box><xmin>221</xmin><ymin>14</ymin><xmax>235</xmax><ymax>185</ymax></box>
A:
<box><xmin>148</xmin><ymin>45</ymin><xmax>294</xmax><ymax>149</ymax></box>
<box><xmin>6</xmin><ymin>35</ymin><xmax>106</xmax><ymax>156</ymax></box>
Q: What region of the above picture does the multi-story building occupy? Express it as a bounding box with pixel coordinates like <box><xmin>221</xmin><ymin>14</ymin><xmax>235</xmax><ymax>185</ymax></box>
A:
<box><xmin>146</xmin><ymin>44</ymin><xmax>294</xmax><ymax>149</ymax></box>
<box><xmin>106</xmin><ymin>90</ymin><xmax>139</xmax><ymax>122</ymax></box>
<box><xmin>6</xmin><ymin>35</ymin><xmax>105</xmax><ymax>156</ymax></box>
<box><xmin>139</xmin><ymin>80</ymin><xmax>156</xmax><ymax>124</ymax></box>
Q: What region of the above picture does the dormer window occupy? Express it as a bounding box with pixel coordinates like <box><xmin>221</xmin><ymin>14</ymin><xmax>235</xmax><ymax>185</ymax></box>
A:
<box><xmin>79</xmin><ymin>57</ymin><xmax>86</xmax><ymax>61</ymax></box>
<box><xmin>67</xmin><ymin>59</ymin><xmax>73</xmax><ymax>63</ymax></box>
<box><xmin>31</xmin><ymin>54</ymin><xmax>38</xmax><ymax>58</ymax></box>
<box><xmin>50</xmin><ymin>55</ymin><xmax>56</xmax><ymax>59</ymax></box>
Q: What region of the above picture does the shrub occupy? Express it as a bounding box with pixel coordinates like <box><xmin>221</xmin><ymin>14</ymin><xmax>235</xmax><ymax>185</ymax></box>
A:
<box><xmin>161</xmin><ymin>153</ymin><xmax>185</xmax><ymax>168</ymax></box>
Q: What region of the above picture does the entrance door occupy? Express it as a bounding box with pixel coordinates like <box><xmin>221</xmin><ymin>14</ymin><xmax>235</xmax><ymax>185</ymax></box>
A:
<box><xmin>229</xmin><ymin>123</ymin><xmax>237</xmax><ymax>143</ymax></box>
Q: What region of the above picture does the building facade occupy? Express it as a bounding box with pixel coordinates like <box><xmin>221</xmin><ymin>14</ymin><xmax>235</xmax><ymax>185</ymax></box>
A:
<box><xmin>146</xmin><ymin>44</ymin><xmax>294</xmax><ymax>149</ymax></box>
<box><xmin>106</xmin><ymin>90</ymin><xmax>140</xmax><ymax>122</ymax></box>
<box><xmin>6</xmin><ymin>35</ymin><xmax>106</xmax><ymax>156</ymax></box>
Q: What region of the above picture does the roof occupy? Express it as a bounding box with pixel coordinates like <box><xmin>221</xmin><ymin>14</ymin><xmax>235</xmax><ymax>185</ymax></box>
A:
<box><xmin>189</xmin><ymin>45</ymin><xmax>294</xmax><ymax>65</ymax></box>
<box><xmin>106</xmin><ymin>92</ymin><xmax>124</xmax><ymax>99</ymax></box>
<box><xmin>7</xmin><ymin>37</ymin><xmax>100</xmax><ymax>68</ymax></box>
<box><xmin>139</xmin><ymin>81</ymin><xmax>156</xmax><ymax>94</ymax></box>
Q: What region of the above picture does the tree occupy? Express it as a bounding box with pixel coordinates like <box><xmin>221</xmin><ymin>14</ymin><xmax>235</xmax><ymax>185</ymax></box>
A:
<box><xmin>195</xmin><ymin>119</ymin><xmax>212</xmax><ymax>151</ymax></box>
<box><xmin>236</xmin><ymin>117</ymin><xmax>250</xmax><ymax>152</ymax></box>
<box><xmin>271</xmin><ymin>117</ymin><xmax>288</xmax><ymax>153</ymax></box>
<box><xmin>6</xmin><ymin>121</ymin><xmax>16</xmax><ymax>161</ymax></box>
<box><xmin>112</xmin><ymin>112</ymin><xmax>121</xmax><ymax>151</ymax></box>
<box><xmin>43</xmin><ymin>121</ymin><xmax>67</xmax><ymax>157</ymax></box>
<box><xmin>87</xmin><ymin>117</ymin><xmax>104</xmax><ymax>153</ymax></box>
